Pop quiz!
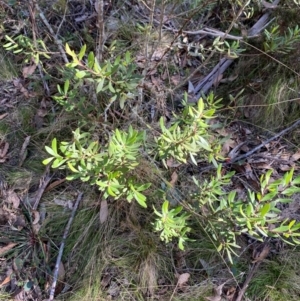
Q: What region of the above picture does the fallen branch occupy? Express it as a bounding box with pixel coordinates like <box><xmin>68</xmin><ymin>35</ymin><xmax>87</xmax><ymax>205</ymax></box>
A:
<box><xmin>234</xmin><ymin>262</ymin><xmax>261</xmax><ymax>301</ymax></box>
<box><xmin>48</xmin><ymin>192</ymin><xmax>83</xmax><ymax>301</ymax></box>
<box><xmin>32</xmin><ymin>165</ymin><xmax>52</xmax><ymax>210</ymax></box>
<box><xmin>34</xmin><ymin>2</ymin><xmax>69</xmax><ymax>64</ymax></box>
<box><xmin>230</xmin><ymin>118</ymin><xmax>300</xmax><ymax>164</ymax></box>
<box><xmin>193</xmin><ymin>0</ymin><xmax>280</xmax><ymax>99</ymax></box>
<box><xmin>234</xmin><ymin>243</ymin><xmax>270</xmax><ymax>301</ymax></box>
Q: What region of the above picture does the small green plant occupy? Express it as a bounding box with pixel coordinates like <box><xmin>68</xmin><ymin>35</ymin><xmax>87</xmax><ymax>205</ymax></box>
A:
<box><xmin>156</xmin><ymin>95</ymin><xmax>223</xmax><ymax>168</ymax></box>
<box><xmin>3</xmin><ymin>34</ymin><xmax>50</xmax><ymax>63</ymax></box>
<box><xmin>212</xmin><ymin>37</ymin><xmax>246</xmax><ymax>58</ymax></box>
<box><xmin>53</xmin><ymin>44</ymin><xmax>142</xmax><ymax>116</ymax></box>
<box><xmin>43</xmin><ymin>126</ymin><xmax>151</xmax><ymax>207</ymax></box>
<box><xmin>153</xmin><ymin>200</ymin><xmax>191</xmax><ymax>250</ymax></box>
<box><xmin>191</xmin><ymin>166</ymin><xmax>300</xmax><ymax>262</ymax></box>
<box><xmin>263</xmin><ymin>25</ymin><xmax>300</xmax><ymax>54</ymax></box>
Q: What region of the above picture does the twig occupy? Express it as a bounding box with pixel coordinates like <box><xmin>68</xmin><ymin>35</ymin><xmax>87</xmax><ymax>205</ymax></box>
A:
<box><xmin>234</xmin><ymin>262</ymin><xmax>261</xmax><ymax>301</ymax></box>
<box><xmin>18</xmin><ymin>136</ymin><xmax>31</xmax><ymax>167</ymax></box>
<box><xmin>32</xmin><ymin>164</ymin><xmax>52</xmax><ymax>210</ymax></box>
<box><xmin>192</xmin><ymin>0</ymin><xmax>280</xmax><ymax>99</ymax></box>
<box><xmin>48</xmin><ymin>192</ymin><xmax>83</xmax><ymax>301</ymax></box>
<box><xmin>95</xmin><ymin>0</ymin><xmax>104</xmax><ymax>62</ymax></box>
<box><xmin>230</xmin><ymin>118</ymin><xmax>300</xmax><ymax>164</ymax></box>
<box><xmin>176</xmin><ymin>0</ymin><xmax>253</xmax><ymax>96</ymax></box>
<box><xmin>34</xmin><ymin>1</ymin><xmax>69</xmax><ymax>64</ymax></box>
<box><xmin>28</xmin><ymin>1</ymin><xmax>51</xmax><ymax>96</ymax></box>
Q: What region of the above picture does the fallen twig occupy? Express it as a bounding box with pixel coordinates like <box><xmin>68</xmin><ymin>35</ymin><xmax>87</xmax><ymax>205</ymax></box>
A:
<box><xmin>234</xmin><ymin>262</ymin><xmax>261</xmax><ymax>301</ymax></box>
<box><xmin>32</xmin><ymin>165</ymin><xmax>52</xmax><ymax>210</ymax></box>
<box><xmin>18</xmin><ymin>136</ymin><xmax>31</xmax><ymax>167</ymax></box>
<box><xmin>34</xmin><ymin>2</ymin><xmax>69</xmax><ymax>64</ymax></box>
<box><xmin>193</xmin><ymin>0</ymin><xmax>280</xmax><ymax>99</ymax></box>
<box><xmin>230</xmin><ymin>118</ymin><xmax>300</xmax><ymax>164</ymax></box>
<box><xmin>48</xmin><ymin>192</ymin><xmax>83</xmax><ymax>301</ymax></box>
<box><xmin>234</xmin><ymin>243</ymin><xmax>270</xmax><ymax>301</ymax></box>
<box><xmin>95</xmin><ymin>0</ymin><xmax>105</xmax><ymax>62</ymax></box>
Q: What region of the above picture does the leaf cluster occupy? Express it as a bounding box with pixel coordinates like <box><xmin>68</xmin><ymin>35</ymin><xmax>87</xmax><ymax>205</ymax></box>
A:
<box><xmin>156</xmin><ymin>95</ymin><xmax>222</xmax><ymax>168</ymax></box>
<box><xmin>43</xmin><ymin>126</ymin><xmax>151</xmax><ymax>208</ymax></box>
<box><xmin>53</xmin><ymin>44</ymin><xmax>142</xmax><ymax>113</ymax></box>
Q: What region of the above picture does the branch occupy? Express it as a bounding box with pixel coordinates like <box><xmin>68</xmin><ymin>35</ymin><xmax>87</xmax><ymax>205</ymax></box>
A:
<box><xmin>230</xmin><ymin>118</ymin><xmax>300</xmax><ymax>164</ymax></box>
<box><xmin>234</xmin><ymin>262</ymin><xmax>261</xmax><ymax>301</ymax></box>
<box><xmin>192</xmin><ymin>0</ymin><xmax>280</xmax><ymax>99</ymax></box>
<box><xmin>34</xmin><ymin>2</ymin><xmax>69</xmax><ymax>64</ymax></box>
<box><xmin>48</xmin><ymin>192</ymin><xmax>83</xmax><ymax>301</ymax></box>
<box><xmin>95</xmin><ymin>0</ymin><xmax>105</xmax><ymax>62</ymax></box>
<box><xmin>32</xmin><ymin>164</ymin><xmax>52</xmax><ymax>210</ymax></box>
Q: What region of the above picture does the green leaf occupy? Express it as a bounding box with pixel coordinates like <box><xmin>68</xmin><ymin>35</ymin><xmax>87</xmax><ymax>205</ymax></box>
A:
<box><xmin>96</xmin><ymin>78</ymin><xmax>105</xmax><ymax>94</ymax></box>
<box><xmin>178</xmin><ymin>237</ymin><xmax>185</xmax><ymax>250</ymax></box>
<box><xmin>52</xmin><ymin>158</ymin><xmax>67</xmax><ymax>168</ymax></box>
<box><xmin>125</xmin><ymin>51</ymin><xmax>131</xmax><ymax>63</ymax></box>
<box><xmin>88</xmin><ymin>51</ymin><xmax>95</xmax><ymax>68</ymax></box>
<box><xmin>284</xmin><ymin>168</ymin><xmax>294</xmax><ymax>186</ymax></box>
<box><xmin>78</xmin><ymin>44</ymin><xmax>87</xmax><ymax>60</ymax></box>
<box><xmin>134</xmin><ymin>191</ymin><xmax>147</xmax><ymax>208</ymax></box>
<box><xmin>108</xmin><ymin>81</ymin><xmax>115</xmax><ymax>93</ymax></box>
<box><xmin>45</xmin><ymin>145</ymin><xmax>57</xmax><ymax>157</ymax></box>
<box><xmin>282</xmin><ymin>186</ymin><xmax>300</xmax><ymax>195</ymax></box>
<box><xmin>42</xmin><ymin>157</ymin><xmax>54</xmax><ymax>165</ymax></box>
<box><xmin>64</xmin><ymin>79</ymin><xmax>70</xmax><ymax>95</ymax></box>
<box><xmin>260</xmin><ymin>191</ymin><xmax>277</xmax><ymax>202</ymax></box>
<box><xmin>13</xmin><ymin>48</ymin><xmax>23</xmax><ymax>54</ymax></box>
<box><xmin>198</xmin><ymin>137</ymin><xmax>212</xmax><ymax>151</ymax></box>
<box><xmin>246</xmin><ymin>203</ymin><xmax>253</xmax><ymax>216</ymax></box>
<box><xmin>162</xmin><ymin>201</ymin><xmax>169</xmax><ymax>215</ymax></box>
<box><xmin>65</xmin><ymin>43</ymin><xmax>74</xmax><ymax>57</ymax></box>
<box><xmin>67</xmin><ymin>161</ymin><xmax>78</xmax><ymax>172</ymax></box>
<box><xmin>119</xmin><ymin>96</ymin><xmax>125</xmax><ymax>109</ymax></box>
<box><xmin>24</xmin><ymin>281</ymin><xmax>34</xmax><ymax>292</ymax></box>
<box><xmin>76</xmin><ymin>70</ymin><xmax>86</xmax><ymax>79</ymax></box>
<box><xmin>260</xmin><ymin>203</ymin><xmax>271</xmax><ymax>217</ymax></box>
<box><xmin>272</xmin><ymin>225</ymin><xmax>290</xmax><ymax>233</ymax></box>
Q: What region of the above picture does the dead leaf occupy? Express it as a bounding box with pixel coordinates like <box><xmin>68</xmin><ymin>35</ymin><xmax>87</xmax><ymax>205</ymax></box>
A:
<box><xmin>0</xmin><ymin>141</ymin><xmax>9</xmax><ymax>162</ymax></box>
<box><xmin>205</xmin><ymin>282</ymin><xmax>226</xmax><ymax>301</ymax></box>
<box><xmin>171</xmin><ymin>75</ymin><xmax>181</xmax><ymax>85</ymax></box>
<box><xmin>252</xmin><ymin>244</ymin><xmax>270</xmax><ymax>263</ymax></box>
<box><xmin>45</xmin><ymin>178</ymin><xmax>66</xmax><ymax>192</ymax></box>
<box><xmin>94</xmin><ymin>0</ymin><xmax>100</xmax><ymax>13</ymax></box>
<box><xmin>0</xmin><ymin>275</ymin><xmax>11</xmax><ymax>287</ymax></box>
<box><xmin>224</xmin><ymin>286</ymin><xmax>236</xmax><ymax>301</ymax></box>
<box><xmin>19</xmin><ymin>136</ymin><xmax>31</xmax><ymax>167</ymax></box>
<box><xmin>170</xmin><ymin>171</ymin><xmax>178</xmax><ymax>187</ymax></box>
<box><xmin>7</xmin><ymin>190</ymin><xmax>20</xmax><ymax>209</ymax></box>
<box><xmin>166</xmin><ymin>158</ymin><xmax>181</xmax><ymax>168</ymax></box>
<box><xmin>31</xmin><ymin>210</ymin><xmax>40</xmax><ymax>225</ymax></box>
<box><xmin>0</xmin><ymin>242</ymin><xmax>17</xmax><ymax>256</ymax></box>
<box><xmin>177</xmin><ymin>273</ymin><xmax>190</xmax><ymax>287</ymax></box>
<box><xmin>22</xmin><ymin>64</ymin><xmax>37</xmax><ymax>78</ymax></box>
<box><xmin>221</xmin><ymin>138</ymin><xmax>236</xmax><ymax>156</ymax></box>
<box><xmin>291</xmin><ymin>150</ymin><xmax>300</xmax><ymax>161</ymax></box>
<box><xmin>101</xmin><ymin>273</ymin><xmax>112</xmax><ymax>287</ymax></box>
<box><xmin>0</xmin><ymin>113</ymin><xmax>8</xmax><ymax>120</ymax></box>
<box><xmin>99</xmin><ymin>199</ymin><xmax>108</xmax><ymax>224</ymax></box>
<box><xmin>279</xmin><ymin>164</ymin><xmax>293</xmax><ymax>171</ymax></box>
<box><xmin>13</xmin><ymin>78</ymin><xmax>30</xmax><ymax>98</ymax></box>
<box><xmin>54</xmin><ymin>198</ymin><xmax>74</xmax><ymax>210</ymax></box>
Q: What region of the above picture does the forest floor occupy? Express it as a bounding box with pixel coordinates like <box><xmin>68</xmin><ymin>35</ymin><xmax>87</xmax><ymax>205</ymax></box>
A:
<box><xmin>1</xmin><ymin>1</ymin><xmax>300</xmax><ymax>301</ymax></box>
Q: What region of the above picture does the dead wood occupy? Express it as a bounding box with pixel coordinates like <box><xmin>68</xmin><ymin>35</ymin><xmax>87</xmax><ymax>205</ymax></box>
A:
<box><xmin>193</xmin><ymin>0</ymin><xmax>280</xmax><ymax>99</ymax></box>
